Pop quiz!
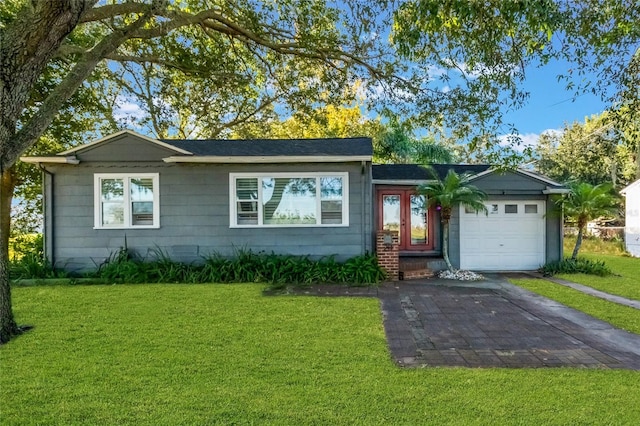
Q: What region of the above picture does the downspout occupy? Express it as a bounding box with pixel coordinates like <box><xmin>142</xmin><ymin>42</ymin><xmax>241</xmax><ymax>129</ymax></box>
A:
<box><xmin>39</xmin><ymin>165</ymin><xmax>54</xmax><ymax>267</ymax></box>
<box><xmin>361</xmin><ymin>161</ymin><xmax>366</xmax><ymax>255</ymax></box>
<box><xmin>560</xmin><ymin>200</ymin><xmax>564</xmax><ymax>260</ymax></box>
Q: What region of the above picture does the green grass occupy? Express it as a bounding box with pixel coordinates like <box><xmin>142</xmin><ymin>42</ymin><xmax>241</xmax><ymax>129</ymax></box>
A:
<box><xmin>2</xmin><ymin>284</ymin><xmax>640</xmax><ymax>425</ymax></box>
<box><xmin>511</xmin><ymin>278</ymin><xmax>640</xmax><ymax>335</ymax></box>
<box><xmin>560</xmin><ymin>236</ymin><xmax>640</xmax><ymax>301</ymax></box>
<box><xmin>557</xmin><ymin>253</ymin><xmax>640</xmax><ymax>301</ymax></box>
<box><xmin>564</xmin><ymin>235</ymin><xmax>627</xmax><ymax>256</ymax></box>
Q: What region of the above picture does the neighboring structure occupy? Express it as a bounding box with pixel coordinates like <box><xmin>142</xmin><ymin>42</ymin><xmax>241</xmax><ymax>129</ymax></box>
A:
<box><xmin>621</xmin><ymin>179</ymin><xmax>640</xmax><ymax>257</ymax></box>
<box><xmin>22</xmin><ymin>130</ymin><xmax>567</xmax><ymax>274</ymax></box>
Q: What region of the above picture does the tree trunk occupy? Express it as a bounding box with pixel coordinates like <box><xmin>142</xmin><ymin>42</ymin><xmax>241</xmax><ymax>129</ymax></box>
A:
<box><xmin>0</xmin><ymin>168</ymin><xmax>19</xmax><ymax>344</ymax></box>
<box><xmin>442</xmin><ymin>221</ymin><xmax>454</xmax><ymax>271</ymax></box>
<box><xmin>572</xmin><ymin>226</ymin><xmax>583</xmax><ymax>260</ymax></box>
<box><xmin>0</xmin><ymin>2</ymin><xmax>154</xmax><ymax>344</ymax></box>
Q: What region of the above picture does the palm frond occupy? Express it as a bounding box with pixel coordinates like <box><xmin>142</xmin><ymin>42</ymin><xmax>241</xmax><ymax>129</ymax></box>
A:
<box><xmin>418</xmin><ymin>169</ymin><xmax>488</xmax><ymax>213</ymax></box>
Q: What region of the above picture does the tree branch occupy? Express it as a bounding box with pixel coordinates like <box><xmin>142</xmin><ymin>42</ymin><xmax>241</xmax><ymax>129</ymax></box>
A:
<box><xmin>4</xmin><ymin>3</ymin><xmax>157</xmax><ymax>171</ymax></box>
<box><xmin>79</xmin><ymin>2</ymin><xmax>150</xmax><ymax>23</ymax></box>
<box><xmin>0</xmin><ymin>0</ymin><xmax>95</xmax><ymax>152</ymax></box>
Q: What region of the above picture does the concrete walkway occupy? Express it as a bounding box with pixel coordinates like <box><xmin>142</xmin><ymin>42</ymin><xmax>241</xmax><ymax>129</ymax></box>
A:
<box><xmin>532</xmin><ymin>273</ymin><xmax>640</xmax><ymax>310</ymax></box>
<box><xmin>377</xmin><ymin>275</ymin><xmax>640</xmax><ymax>369</ymax></box>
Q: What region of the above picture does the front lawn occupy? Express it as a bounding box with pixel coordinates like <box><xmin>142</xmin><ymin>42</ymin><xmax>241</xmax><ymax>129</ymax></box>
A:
<box><xmin>557</xmin><ymin>253</ymin><xmax>640</xmax><ymax>301</ymax></box>
<box><xmin>561</xmin><ymin>236</ymin><xmax>640</xmax><ymax>301</ymax></box>
<box><xmin>2</xmin><ymin>284</ymin><xmax>640</xmax><ymax>425</ymax></box>
<box><xmin>510</xmin><ymin>278</ymin><xmax>640</xmax><ymax>335</ymax></box>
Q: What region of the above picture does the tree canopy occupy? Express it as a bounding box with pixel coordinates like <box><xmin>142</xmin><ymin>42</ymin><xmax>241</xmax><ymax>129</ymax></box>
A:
<box><xmin>535</xmin><ymin>111</ymin><xmax>639</xmax><ymax>187</ymax></box>
<box><xmin>392</xmin><ymin>0</ymin><xmax>639</xmax><ymax>152</ymax></box>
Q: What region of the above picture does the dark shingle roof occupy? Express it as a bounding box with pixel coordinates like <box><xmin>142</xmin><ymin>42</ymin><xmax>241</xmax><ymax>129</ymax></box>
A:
<box><xmin>160</xmin><ymin>137</ymin><xmax>373</xmax><ymax>157</ymax></box>
<box><xmin>372</xmin><ymin>164</ymin><xmax>491</xmax><ymax>181</ymax></box>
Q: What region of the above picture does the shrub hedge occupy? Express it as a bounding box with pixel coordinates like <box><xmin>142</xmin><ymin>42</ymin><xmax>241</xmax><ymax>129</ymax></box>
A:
<box><xmin>11</xmin><ymin>247</ymin><xmax>386</xmax><ymax>287</ymax></box>
<box><xmin>539</xmin><ymin>258</ymin><xmax>612</xmax><ymax>277</ymax></box>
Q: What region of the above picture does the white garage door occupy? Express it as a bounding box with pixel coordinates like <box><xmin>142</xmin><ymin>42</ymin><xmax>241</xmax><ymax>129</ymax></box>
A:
<box><xmin>459</xmin><ymin>200</ymin><xmax>545</xmax><ymax>271</ymax></box>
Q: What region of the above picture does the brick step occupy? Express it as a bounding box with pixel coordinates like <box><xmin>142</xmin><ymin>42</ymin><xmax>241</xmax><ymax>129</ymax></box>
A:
<box><xmin>399</xmin><ymin>260</ymin><xmax>428</xmax><ymax>271</ymax></box>
<box><xmin>399</xmin><ymin>268</ymin><xmax>434</xmax><ymax>280</ymax></box>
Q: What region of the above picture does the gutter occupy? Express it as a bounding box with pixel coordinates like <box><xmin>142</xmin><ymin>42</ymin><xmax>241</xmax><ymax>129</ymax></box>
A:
<box><xmin>163</xmin><ymin>155</ymin><xmax>372</xmax><ymax>164</ymax></box>
<box><xmin>372</xmin><ymin>179</ymin><xmax>434</xmax><ymax>185</ymax></box>
<box><xmin>20</xmin><ymin>156</ymin><xmax>79</xmax><ymax>165</ymax></box>
<box><xmin>543</xmin><ymin>187</ymin><xmax>570</xmax><ymax>195</ymax></box>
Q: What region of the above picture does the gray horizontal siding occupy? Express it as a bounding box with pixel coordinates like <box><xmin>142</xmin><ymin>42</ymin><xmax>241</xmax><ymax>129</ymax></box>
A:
<box><xmin>473</xmin><ymin>172</ymin><xmax>548</xmax><ymax>194</ymax></box>
<box><xmin>449</xmin><ymin>207</ymin><xmax>461</xmax><ymax>269</ymax></box>
<box><xmin>546</xmin><ymin>198</ymin><xmax>563</xmax><ymax>263</ymax></box>
<box><xmin>48</xmin><ymin>162</ymin><xmax>371</xmax><ymax>272</ymax></box>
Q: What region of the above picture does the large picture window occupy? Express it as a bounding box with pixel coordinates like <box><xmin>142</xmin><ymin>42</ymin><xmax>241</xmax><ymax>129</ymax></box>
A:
<box><xmin>230</xmin><ymin>173</ymin><xmax>349</xmax><ymax>227</ymax></box>
<box><xmin>94</xmin><ymin>173</ymin><xmax>159</xmax><ymax>229</ymax></box>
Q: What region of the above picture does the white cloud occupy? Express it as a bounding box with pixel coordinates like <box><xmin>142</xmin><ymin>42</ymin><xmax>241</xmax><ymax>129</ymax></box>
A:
<box><xmin>426</xmin><ymin>65</ymin><xmax>447</xmax><ymax>79</ymax></box>
<box><xmin>540</xmin><ymin>128</ymin><xmax>563</xmax><ymax>138</ymax></box>
<box><xmin>442</xmin><ymin>59</ymin><xmax>520</xmax><ymax>80</ymax></box>
<box><xmin>497</xmin><ymin>132</ymin><xmax>542</xmax><ymax>153</ymax></box>
<box><xmin>498</xmin><ymin>128</ymin><xmax>563</xmax><ymax>152</ymax></box>
<box><xmin>114</xmin><ymin>95</ymin><xmax>145</xmax><ymax>120</ymax></box>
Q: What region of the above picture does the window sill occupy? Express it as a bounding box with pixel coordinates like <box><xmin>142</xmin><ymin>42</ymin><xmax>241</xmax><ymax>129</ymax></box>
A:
<box><xmin>230</xmin><ymin>224</ymin><xmax>349</xmax><ymax>229</ymax></box>
<box><xmin>93</xmin><ymin>226</ymin><xmax>160</xmax><ymax>230</ymax></box>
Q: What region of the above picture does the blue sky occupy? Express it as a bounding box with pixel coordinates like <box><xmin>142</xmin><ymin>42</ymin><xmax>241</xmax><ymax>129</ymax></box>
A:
<box><xmin>501</xmin><ymin>58</ymin><xmax>609</xmax><ymax>141</ymax></box>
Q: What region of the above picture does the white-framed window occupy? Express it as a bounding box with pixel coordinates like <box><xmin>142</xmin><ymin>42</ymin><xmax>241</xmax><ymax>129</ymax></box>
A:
<box><xmin>94</xmin><ymin>173</ymin><xmax>160</xmax><ymax>229</ymax></box>
<box><xmin>229</xmin><ymin>172</ymin><xmax>349</xmax><ymax>227</ymax></box>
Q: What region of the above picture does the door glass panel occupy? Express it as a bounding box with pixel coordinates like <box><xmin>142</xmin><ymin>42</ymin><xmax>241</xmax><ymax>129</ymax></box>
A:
<box><xmin>410</xmin><ymin>194</ymin><xmax>428</xmax><ymax>245</ymax></box>
<box><xmin>382</xmin><ymin>195</ymin><xmax>401</xmax><ymax>244</ymax></box>
<box><xmin>505</xmin><ymin>204</ymin><xmax>518</xmax><ymax>214</ymax></box>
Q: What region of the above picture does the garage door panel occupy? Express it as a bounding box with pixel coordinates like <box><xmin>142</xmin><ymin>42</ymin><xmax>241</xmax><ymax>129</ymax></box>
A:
<box><xmin>463</xmin><ymin>254</ymin><xmax>542</xmax><ymax>270</ymax></box>
<box><xmin>459</xmin><ymin>200</ymin><xmax>545</xmax><ymax>271</ymax></box>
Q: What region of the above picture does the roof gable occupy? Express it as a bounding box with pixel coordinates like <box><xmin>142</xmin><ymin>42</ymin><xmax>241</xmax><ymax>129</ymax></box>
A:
<box><xmin>621</xmin><ymin>179</ymin><xmax>640</xmax><ymax>195</ymax></box>
<box><xmin>372</xmin><ymin>164</ymin><xmax>565</xmax><ymax>194</ymax></box>
<box><xmin>60</xmin><ymin>130</ymin><xmax>191</xmax><ymax>156</ymax></box>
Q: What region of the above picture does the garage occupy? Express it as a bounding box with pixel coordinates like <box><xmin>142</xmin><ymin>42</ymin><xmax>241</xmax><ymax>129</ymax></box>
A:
<box><xmin>459</xmin><ymin>200</ymin><xmax>546</xmax><ymax>271</ymax></box>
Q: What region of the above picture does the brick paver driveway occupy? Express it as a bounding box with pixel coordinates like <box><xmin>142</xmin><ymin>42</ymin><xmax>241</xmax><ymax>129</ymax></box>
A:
<box><xmin>378</xmin><ymin>275</ymin><xmax>640</xmax><ymax>369</ymax></box>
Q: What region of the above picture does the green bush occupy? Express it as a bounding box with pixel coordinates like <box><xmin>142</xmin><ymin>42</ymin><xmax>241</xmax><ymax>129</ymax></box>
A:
<box><xmin>10</xmin><ymin>253</ymin><xmax>67</xmax><ymax>280</ymax></box>
<box><xmin>8</xmin><ymin>233</ymin><xmax>71</xmax><ymax>280</ymax></box>
<box><xmin>9</xmin><ymin>233</ymin><xmax>43</xmax><ymax>260</ymax></box>
<box><xmin>540</xmin><ymin>258</ymin><xmax>612</xmax><ymax>277</ymax></box>
<box><xmin>91</xmin><ymin>248</ymin><xmax>386</xmax><ymax>287</ymax></box>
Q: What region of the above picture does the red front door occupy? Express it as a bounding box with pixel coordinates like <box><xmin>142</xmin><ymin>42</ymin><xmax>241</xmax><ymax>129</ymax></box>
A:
<box><xmin>378</xmin><ymin>189</ymin><xmax>434</xmax><ymax>251</ymax></box>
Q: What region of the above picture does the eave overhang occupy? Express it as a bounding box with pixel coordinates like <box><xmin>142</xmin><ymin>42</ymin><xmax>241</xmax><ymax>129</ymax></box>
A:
<box><xmin>20</xmin><ymin>156</ymin><xmax>80</xmax><ymax>165</ymax></box>
<box><xmin>372</xmin><ymin>179</ymin><xmax>435</xmax><ymax>185</ymax></box>
<box><xmin>542</xmin><ymin>187</ymin><xmax>570</xmax><ymax>195</ymax></box>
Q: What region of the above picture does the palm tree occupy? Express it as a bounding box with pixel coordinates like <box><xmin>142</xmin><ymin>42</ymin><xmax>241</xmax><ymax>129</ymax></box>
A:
<box><xmin>374</xmin><ymin>125</ymin><xmax>453</xmax><ymax>164</ymax></box>
<box><xmin>418</xmin><ymin>169</ymin><xmax>488</xmax><ymax>271</ymax></box>
<box><xmin>560</xmin><ymin>182</ymin><xmax>619</xmax><ymax>260</ymax></box>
